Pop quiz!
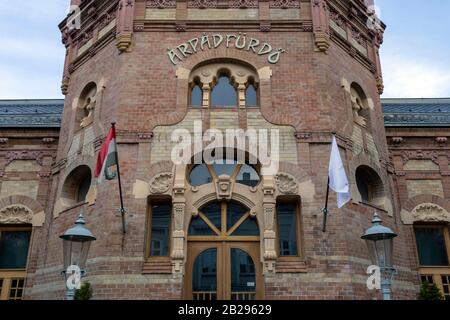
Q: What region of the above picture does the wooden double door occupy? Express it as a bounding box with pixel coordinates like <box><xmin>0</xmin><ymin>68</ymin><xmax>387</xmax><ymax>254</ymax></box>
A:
<box><xmin>184</xmin><ymin>201</ymin><xmax>263</xmax><ymax>300</ymax></box>
<box><xmin>185</xmin><ymin>241</ymin><xmax>262</xmax><ymax>300</ymax></box>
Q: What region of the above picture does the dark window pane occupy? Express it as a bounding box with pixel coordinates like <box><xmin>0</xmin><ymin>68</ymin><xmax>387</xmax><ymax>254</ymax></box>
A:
<box><xmin>277</xmin><ymin>203</ymin><xmax>298</xmax><ymax>256</ymax></box>
<box><xmin>231</xmin><ymin>248</ymin><xmax>256</xmax><ymax>295</ymax></box>
<box><xmin>189</xmin><ymin>164</ymin><xmax>213</xmax><ymax>186</ymax></box>
<box><xmin>150</xmin><ymin>203</ymin><xmax>171</xmax><ymax>256</ymax></box>
<box><xmin>415</xmin><ymin>228</ymin><xmax>449</xmax><ymax>266</ymax></box>
<box><xmin>211</xmin><ymin>75</ymin><xmax>237</xmax><ymax>107</ymax></box>
<box><xmin>0</xmin><ymin>231</ymin><xmax>31</xmax><ymax>269</ymax></box>
<box><xmin>232</xmin><ymin>218</ymin><xmax>259</xmax><ymax>236</ymax></box>
<box><xmin>77</xmin><ymin>174</ymin><xmax>91</xmax><ymax>202</ymax></box>
<box><xmin>189</xmin><ymin>216</ymin><xmax>216</xmax><ymax>235</ymax></box>
<box><xmin>356</xmin><ymin>174</ymin><xmax>370</xmax><ymax>202</ymax></box>
<box><xmin>191</xmin><ymin>85</ymin><xmax>202</xmax><ymax>107</ymax></box>
<box><xmin>193</xmin><ymin>249</ymin><xmax>217</xmax><ymax>292</ymax></box>
<box><xmin>202</xmin><ymin>202</ymin><xmax>221</xmax><ymax>231</ymax></box>
<box><xmin>236</xmin><ymin>164</ymin><xmax>260</xmax><ymax>187</ymax></box>
<box><xmin>245</xmin><ymin>84</ymin><xmax>257</xmax><ymax>107</ymax></box>
<box><xmin>227</xmin><ymin>202</ymin><xmax>248</xmax><ymax>230</ymax></box>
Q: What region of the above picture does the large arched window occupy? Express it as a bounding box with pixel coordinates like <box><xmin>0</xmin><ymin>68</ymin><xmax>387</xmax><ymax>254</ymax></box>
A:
<box><xmin>188</xmin><ymin>62</ymin><xmax>259</xmax><ymax>109</ymax></box>
<box><xmin>211</xmin><ymin>74</ymin><xmax>237</xmax><ymax>107</ymax></box>
<box><xmin>188</xmin><ymin>159</ymin><xmax>260</xmax><ymax>188</ymax></box>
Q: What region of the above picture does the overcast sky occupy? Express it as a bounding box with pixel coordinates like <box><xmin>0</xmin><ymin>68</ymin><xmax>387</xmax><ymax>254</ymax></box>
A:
<box><xmin>0</xmin><ymin>1</ymin><xmax>449</xmax><ymax>99</ymax></box>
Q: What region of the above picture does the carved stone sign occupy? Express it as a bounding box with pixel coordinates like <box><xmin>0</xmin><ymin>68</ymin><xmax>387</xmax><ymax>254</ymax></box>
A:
<box><xmin>167</xmin><ymin>33</ymin><xmax>285</xmax><ymax>65</ymax></box>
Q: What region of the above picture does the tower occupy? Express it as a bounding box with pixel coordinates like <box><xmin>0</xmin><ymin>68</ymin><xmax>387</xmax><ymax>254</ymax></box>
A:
<box><xmin>24</xmin><ymin>0</ymin><xmax>420</xmax><ymax>299</ymax></box>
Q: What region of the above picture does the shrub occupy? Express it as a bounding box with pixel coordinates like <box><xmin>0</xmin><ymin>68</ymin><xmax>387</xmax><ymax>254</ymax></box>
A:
<box><xmin>419</xmin><ymin>281</ymin><xmax>443</xmax><ymax>300</ymax></box>
<box><xmin>75</xmin><ymin>282</ymin><xmax>93</xmax><ymax>300</ymax></box>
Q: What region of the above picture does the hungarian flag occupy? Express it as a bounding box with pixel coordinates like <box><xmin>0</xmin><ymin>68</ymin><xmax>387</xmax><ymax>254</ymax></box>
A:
<box><xmin>95</xmin><ymin>125</ymin><xmax>118</xmax><ymax>183</ymax></box>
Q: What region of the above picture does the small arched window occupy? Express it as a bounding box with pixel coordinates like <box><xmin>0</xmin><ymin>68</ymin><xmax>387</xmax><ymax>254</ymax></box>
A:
<box><xmin>191</xmin><ymin>84</ymin><xmax>203</xmax><ymax>107</ymax></box>
<box><xmin>355</xmin><ymin>165</ymin><xmax>384</xmax><ymax>206</ymax></box>
<box><xmin>245</xmin><ymin>83</ymin><xmax>257</xmax><ymax>107</ymax></box>
<box><xmin>211</xmin><ymin>75</ymin><xmax>237</xmax><ymax>107</ymax></box>
<box><xmin>62</xmin><ymin>165</ymin><xmax>92</xmax><ymax>206</ymax></box>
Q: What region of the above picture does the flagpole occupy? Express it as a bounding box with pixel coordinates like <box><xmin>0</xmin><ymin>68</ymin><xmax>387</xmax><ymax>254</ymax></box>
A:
<box><xmin>111</xmin><ymin>122</ymin><xmax>126</xmax><ymax>234</ymax></box>
<box><xmin>322</xmin><ymin>176</ymin><xmax>330</xmax><ymax>233</ymax></box>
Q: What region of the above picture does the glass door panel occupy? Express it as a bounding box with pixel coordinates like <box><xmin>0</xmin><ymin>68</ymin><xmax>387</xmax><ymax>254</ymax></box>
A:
<box><xmin>192</xmin><ymin>248</ymin><xmax>217</xmax><ymax>300</ymax></box>
<box><xmin>230</xmin><ymin>248</ymin><xmax>256</xmax><ymax>300</ymax></box>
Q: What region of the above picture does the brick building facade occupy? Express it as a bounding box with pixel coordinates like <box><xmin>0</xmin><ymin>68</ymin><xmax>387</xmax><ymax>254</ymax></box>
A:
<box><xmin>0</xmin><ymin>0</ymin><xmax>449</xmax><ymax>300</ymax></box>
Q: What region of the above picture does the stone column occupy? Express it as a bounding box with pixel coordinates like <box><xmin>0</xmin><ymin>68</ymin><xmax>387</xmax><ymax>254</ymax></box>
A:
<box><xmin>311</xmin><ymin>0</ymin><xmax>330</xmax><ymax>52</ymax></box>
<box><xmin>262</xmin><ymin>175</ymin><xmax>277</xmax><ymax>273</ymax></box>
<box><xmin>116</xmin><ymin>0</ymin><xmax>135</xmax><ymax>53</ymax></box>
<box><xmin>171</xmin><ymin>165</ymin><xmax>186</xmax><ymax>274</ymax></box>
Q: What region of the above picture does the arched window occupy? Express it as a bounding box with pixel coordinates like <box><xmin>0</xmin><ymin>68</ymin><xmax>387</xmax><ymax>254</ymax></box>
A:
<box><xmin>191</xmin><ymin>83</ymin><xmax>203</xmax><ymax>107</ymax></box>
<box><xmin>355</xmin><ymin>165</ymin><xmax>384</xmax><ymax>206</ymax></box>
<box><xmin>211</xmin><ymin>75</ymin><xmax>237</xmax><ymax>107</ymax></box>
<box><xmin>62</xmin><ymin>165</ymin><xmax>92</xmax><ymax>206</ymax></box>
<box><xmin>245</xmin><ymin>83</ymin><xmax>257</xmax><ymax>107</ymax></box>
<box><xmin>188</xmin><ymin>62</ymin><xmax>260</xmax><ymax>109</ymax></box>
<box><xmin>188</xmin><ymin>158</ymin><xmax>260</xmax><ymax>188</ymax></box>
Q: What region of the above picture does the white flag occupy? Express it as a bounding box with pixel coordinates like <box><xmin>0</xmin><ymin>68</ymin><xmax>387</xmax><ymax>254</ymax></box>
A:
<box><xmin>328</xmin><ymin>136</ymin><xmax>350</xmax><ymax>208</ymax></box>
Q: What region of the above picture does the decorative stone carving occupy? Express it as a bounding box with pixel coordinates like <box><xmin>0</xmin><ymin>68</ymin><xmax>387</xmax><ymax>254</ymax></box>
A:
<box><xmin>171</xmin><ymin>202</ymin><xmax>185</xmax><ymax>274</ymax></box>
<box><xmin>80</xmin><ymin>91</ymin><xmax>96</xmax><ymax>128</ymax></box>
<box><xmin>402</xmin><ymin>150</ymin><xmax>439</xmax><ymax>165</ymax></box>
<box><xmin>412</xmin><ymin>203</ymin><xmax>450</xmax><ymax>223</ymax></box>
<box><xmin>149</xmin><ymin>172</ymin><xmax>173</xmax><ymax>194</ymax></box>
<box><xmin>436</xmin><ymin>137</ymin><xmax>448</xmax><ymax>145</ymax></box>
<box><xmin>350</xmin><ymin>89</ymin><xmax>367</xmax><ymax>127</ymax></box>
<box><xmin>263</xmin><ymin>204</ymin><xmax>275</xmax><ymax>231</ymax></box>
<box><xmin>188</xmin><ymin>0</ymin><xmax>217</xmax><ymax>8</ymax></box>
<box><xmin>391</xmin><ymin>137</ymin><xmax>403</xmax><ymax>145</ymax></box>
<box><xmin>0</xmin><ymin>205</ymin><xmax>33</xmax><ymax>224</ymax></box>
<box><xmin>173</xmin><ymin>202</ymin><xmax>185</xmax><ymax>231</ymax></box>
<box><xmin>216</xmin><ymin>174</ymin><xmax>233</xmax><ymax>200</ymax></box>
<box><xmin>275</xmin><ymin>173</ymin><xmax>298</xmax><ymax>194</ymax></box>
<box><xmin>146</xmin><ymin>0</ymin><xmax>176</xmax><ymax>8</ymax></box>
<box><xmin>269</xmin><ymin>0</ymin><xmax>300</xmax><ymax>8</ymax></box>
<box><xmin>401</xmin><ymin>203</ymin><xmax>450</xmax><ymax>225</ymax></box>
<box><xmin>229</xmin><ymin>0</ymin><xmax>258</xmax><ymax>8</ymax></box>
<box><xmin>5</xmin><ymin>151</ymin><xmax>43</xmax><ymax>166</ymax></box>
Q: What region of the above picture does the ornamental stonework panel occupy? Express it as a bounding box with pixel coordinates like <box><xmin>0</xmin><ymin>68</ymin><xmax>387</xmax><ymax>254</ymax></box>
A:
<box><xmin>0</xmin><ymin>205</ymin><xmax>33</xmax><ymax>224</ymax></box>
<box><xmin>269</xmin><ymin>0</ymin><xmax>300</xmax><ymax>8</ymax></box>
<box><xmin>146</xmin><ymin>0</ymin><xmax>176</xmax><ymax>8</ymax></box>
<box><xmin>401</xmin><ymin>203</ymin><xmax>450</xmax><ymax>225</ymax></box>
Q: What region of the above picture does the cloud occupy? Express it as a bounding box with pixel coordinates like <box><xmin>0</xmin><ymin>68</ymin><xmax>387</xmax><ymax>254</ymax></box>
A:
<box><xmin>381</xmin><ymin>55</ymin><xmax>450</xmax><ymax>98</ymax></box>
